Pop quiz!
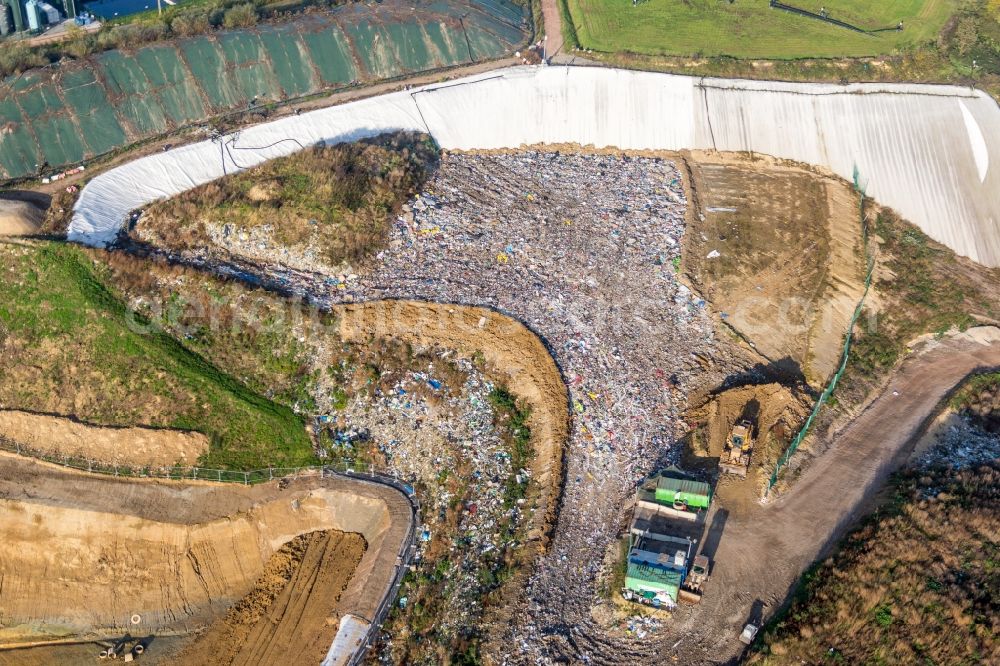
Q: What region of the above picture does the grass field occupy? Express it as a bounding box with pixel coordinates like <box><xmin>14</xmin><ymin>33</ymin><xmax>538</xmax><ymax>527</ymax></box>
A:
<box><xmin>564</xmin><ymin>0</ymin><xmax>954</xmax><ymax>58</ymax></box>
<box><xmin>0</xmin><ymin>242</ymin><xmax>314</xmax><ymax>469</ymax></box>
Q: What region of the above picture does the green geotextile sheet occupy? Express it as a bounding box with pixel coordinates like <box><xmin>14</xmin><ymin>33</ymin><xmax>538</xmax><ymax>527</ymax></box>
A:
<box><xmin>0</xmin><ymin>0</ymin><xmax>526</xmax><ymax>181</ymax></box>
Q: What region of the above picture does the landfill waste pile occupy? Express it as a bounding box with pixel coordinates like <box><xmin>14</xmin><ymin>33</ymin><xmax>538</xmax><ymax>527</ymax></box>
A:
<box><xmin>331</xmin><ymin>357</ymin><xmax>531</xmax><ymax>661</ymax></box>
<box><xmin>316</xmin><ymin>152</ymin><xmax>719</xmax><ymax>660</ymax></box>
<box><xmin>115</xmin><ymin>150</ymin><xmax>726</xmax><ymax>662</ymax></box>
<box><xmin>917</xmin><ymin>413</ymin><xmax>1000</xmax><ymax>470</ymax></box>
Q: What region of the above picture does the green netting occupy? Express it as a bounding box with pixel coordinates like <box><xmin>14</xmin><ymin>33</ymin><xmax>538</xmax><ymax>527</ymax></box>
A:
<box><xmin>137</xmin><ymin>46</ymin><xmax>208</xmax><ymax>124</ymax></box>
<box><xmin>99</xmin><ymin>51</ymin><xmax>153</xmax><ymax>97</ymax></box>
<box><xmin>0</xmin><ymin>97</ymin><xmax>39</xmax><ymax>177</ymax></box>
<box><xmin>384</xmin><ymin>21</ymin><xmax>437</xmax><ymax>71</ymax></box>
<box><xmin>180</xmin><ymin>36</ymin><xmax>241</xmax><ymax>109</ymax></box>
<box><xmin>422</xmin><ymin>20</ymin><xmax>471</xmax><ymax>64</ymax></box>
<box><xmin>219</xmin><ymin>31</ymin><xmax>263</xmax><ymax>65</ymax></box>
<box><xmin>32</xmin><ymin>115</ymin><xmax>87</xmax><ymax>167</ymax></box>
<box><xmin>17</xmin><ymin>82</ymin><xmax>63</xmax><ymax>117</ymax></box>
<box><xmin>0</xmin><ymin>1</ymin><xmax>527</xmax><ymax>181</ymax></box>
<box><xmin>9</xmin><ymin>70</ymin><xmax>44</xmax><ymax>93</ymax></box>
<box><xmin>345</xmin><ymin>18</ymin><xmax>402</xmax><ymax>79</ymax></box>
<box><xmin>767</xmin><ymin>170</ymin><xmax>875</xmax><ymax>494</ymax></box>
<box><xmin>114</xmin><ymin>93</ymin><xmax>169</xmax><ymax>135</ymax></box>
<box><xmin>301</xmin><ymin>25</ymin><xmax>357</xmax><ymax>85</ymax></box>
<box><xmin>260</xmin><ymin>26</ymin><xmax>316</xmax><ymax>97</ymax></box>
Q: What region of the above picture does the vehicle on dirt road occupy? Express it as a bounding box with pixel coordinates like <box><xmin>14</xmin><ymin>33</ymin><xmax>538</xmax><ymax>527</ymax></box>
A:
<box><xmin>739</xmin><ymin>623</ymin><xmax>759</xmax><ymax>645</ymax></box>
<box><xmin>721</xmin><ymin>420</ymin><xmax>754</xmax><ymax>477</ymax></box>
<box><xmin>678</xmin><ymin>554</ymin><xmax>710</xmax><ymax>604</ymax></box>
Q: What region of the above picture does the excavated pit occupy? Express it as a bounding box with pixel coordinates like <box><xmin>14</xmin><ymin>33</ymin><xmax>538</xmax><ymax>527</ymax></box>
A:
<box><xmin>0</xmin><ymin>453</ymin><xmax>412</xmax><ymax>663</ymax></box>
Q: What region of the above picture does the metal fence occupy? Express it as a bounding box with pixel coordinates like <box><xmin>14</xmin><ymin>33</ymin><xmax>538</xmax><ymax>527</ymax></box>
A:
<box><xmin>0</xmin><ymin>432</ymin><xmax>411</xmax><ymax>486</ymax></box>
<box><xmin>767</xmin><ymin>168</ymin><xmax>874</xmax><ymax>494</ymax></box>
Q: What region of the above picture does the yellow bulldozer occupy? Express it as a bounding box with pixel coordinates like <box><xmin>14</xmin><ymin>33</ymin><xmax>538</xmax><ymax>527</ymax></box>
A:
<box><xmin>720</xmin><ymin>420</ymin><xmax>754</xmax><ymax>477</ymax></box>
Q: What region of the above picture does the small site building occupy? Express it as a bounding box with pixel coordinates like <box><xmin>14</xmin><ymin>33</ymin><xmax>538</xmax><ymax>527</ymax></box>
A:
<box><xmin>622</xmin><ymin>467</ymin><xmax>713</xmax><ymax>609</ymax></box>
<box><xmin>653</xmin><ymin>472</ymin><xmax>712</xmax><ymax>509</ymax></box>
<box><xmin>625</xmin><ymin>562</ymin><xmax>683</xmax><ymax>608</ymax></box>
<box><xmin>623</xmin><ymin>534</ymin><xmax>694</xmax><ymax>608</ymax></box>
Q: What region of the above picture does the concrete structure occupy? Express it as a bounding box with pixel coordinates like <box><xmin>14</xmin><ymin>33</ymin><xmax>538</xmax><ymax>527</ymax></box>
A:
<box><xmin>71</xmin><ymin>66</ymin><xmax>1000</xmax><ymax>266</ymax></box>
<box><xmin>1</xmin><ymin>0</ymin><xmax>74</xmax><ymax>32</ymax></box>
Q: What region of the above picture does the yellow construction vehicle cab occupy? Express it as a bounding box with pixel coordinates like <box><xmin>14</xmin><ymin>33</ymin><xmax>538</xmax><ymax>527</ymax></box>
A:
<box><xmin>721</xmin><ymin>420</ymin><xmax>754</xmax><ymax>477</ymax></box>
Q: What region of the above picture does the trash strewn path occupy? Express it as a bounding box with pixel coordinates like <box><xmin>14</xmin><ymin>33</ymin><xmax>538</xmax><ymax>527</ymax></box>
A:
<box><xmin>322</xmin><ymin>152</ymin><xmax>719</xmax><ymax>661</ymax></box>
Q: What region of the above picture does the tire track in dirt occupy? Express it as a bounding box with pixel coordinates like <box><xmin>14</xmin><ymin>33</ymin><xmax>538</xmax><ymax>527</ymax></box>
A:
<box><xmin>172</xmin><ymin>530</ymin><xmax>367</xmax><ymax>665</ymax></box>
<box><xmin>0</xmin><ymin>459</ymin><xmax>410</xmax><ymax>662</ymax></box>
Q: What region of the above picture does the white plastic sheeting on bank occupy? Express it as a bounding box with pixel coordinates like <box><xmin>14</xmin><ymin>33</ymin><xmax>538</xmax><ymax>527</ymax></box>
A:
<box><xmin>323</xmin><ymin>614</ymin><xmax>370</xmax><ymax>666</ymax></box>
<box><xmin>71</xmin><ymin>66</ymin><xmax>1000</xmax><ymax>265</ymax></box>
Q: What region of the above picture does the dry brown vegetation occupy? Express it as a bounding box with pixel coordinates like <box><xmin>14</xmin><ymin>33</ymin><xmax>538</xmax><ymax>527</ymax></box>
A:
<box><xmin>40</xmin><ymin>187</ymin><xmax>80</xmax><ymax>236</ymax></box>
<box><xmin>135</xmin><ymin>132</ymin><xmax>438</xmax><ymax>269</ymax></box>
<box><xmin>840</xmin><ymin>205</ymin><xmax>1000</xmax><ymax>400</ymax></box>
<box><xmin>750</xmin><ymin>462</ymin><xmax>1000</xmax><ymax>665</ymax></box>
<box><xmin>951</xmin><ymin>372</ymin><xmax>1000</xmax><ymax>434</ymax></box>
<box><xmin>92</xmin><ymin>248</ymin><xmax>475</xmax><ymax>424</ymax></box>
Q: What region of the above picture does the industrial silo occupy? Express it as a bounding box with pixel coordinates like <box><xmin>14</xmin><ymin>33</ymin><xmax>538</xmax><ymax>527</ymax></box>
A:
<box><xmin>25</xmin><ymin>0</ymin><xmax>42</xmax><ymax>31</ymax></box>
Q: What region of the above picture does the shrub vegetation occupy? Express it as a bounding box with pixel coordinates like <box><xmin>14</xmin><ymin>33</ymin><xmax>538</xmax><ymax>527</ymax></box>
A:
<box><xmin>750</xmin><ymin>462</ymin><xmax>1000</xmax><ymax>664</ymax></box>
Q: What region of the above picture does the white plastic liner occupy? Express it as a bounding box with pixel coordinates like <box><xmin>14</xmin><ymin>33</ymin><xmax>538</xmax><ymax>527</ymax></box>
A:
<box><xmin>71</xmin><ymin>66</ymin><xmax>1000</xmax><ymax>266</ymax></box>
<box><xmin>322</xmin><ymin>613</ymin><xmax>370</xmax><ymax>666</ymax></box>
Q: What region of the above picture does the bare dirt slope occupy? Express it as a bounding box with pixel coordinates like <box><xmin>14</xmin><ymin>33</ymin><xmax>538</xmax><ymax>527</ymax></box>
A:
<box><xmin>0</xmin><ymin>455</ymin><xmax>410</xmax><ymax>660</ymax></box>
<box><xmin>0</xmin><ymin>199</ymin><xmax>42</xmax><ymax>236</ymax></box>
<box><xmin>659</xmin><ymin>327</ymin><xmax>1000</xmax><ymax>663</ymax></box>
<box><xmin>172</xmin><ymin>531</ymin><xmax>366</xmax><ymax>666</ymax></box>
<box><xmin>683</xmin><ymin>152</ymin><xmax>865</xmax><ymax>386</ymax></box>
<box><xmin>0</xmin><ymin>409</ymin><xmax>208</xmax><ymax>467</ymax></box>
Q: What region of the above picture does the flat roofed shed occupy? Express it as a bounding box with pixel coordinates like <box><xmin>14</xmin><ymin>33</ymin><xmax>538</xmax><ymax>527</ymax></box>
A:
<box><xmin>653</xmin><ymin>473</ymin><xmax>712</xmax><ymax>509</ymax></box>
<box><xmin>625</xmin><ymin>561</ymin><xmax>682</xmax><ymax>603</ymax></box>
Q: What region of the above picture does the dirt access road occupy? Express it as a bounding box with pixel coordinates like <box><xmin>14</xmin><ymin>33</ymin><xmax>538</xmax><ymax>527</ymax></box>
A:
<box><xmin>540</xmin><ymin>0</ymin><xmax>564</xmax><ymax>60</ymax></box>
<box><xmin>557</xmin><ymin>327</ymin><xmax>1000</xmax><ymax>663</ymax></box>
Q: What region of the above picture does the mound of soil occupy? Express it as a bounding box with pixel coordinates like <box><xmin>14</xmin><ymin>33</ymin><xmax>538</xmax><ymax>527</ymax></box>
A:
<box><xmin>172</xmin><ymin>530</ymin><xmax>366</xmax><ymax>666</ymax></box>
<box><xmin>0</xmin><ymin>409</ymin><xmax>208</xmax><ymax>467</ymax></box>
<box><xmin>686</xmin><ymin>383</ymin><xmax>810</xmax><ymax>513</ymax></box>
<box><xmin>683</xmin><ymin>152</ymin><xmax>865</xmax><ymax>387</ymax></box>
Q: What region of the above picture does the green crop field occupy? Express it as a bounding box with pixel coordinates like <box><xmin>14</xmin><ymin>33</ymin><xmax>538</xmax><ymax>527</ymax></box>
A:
<box><xmin>564</xmin><ymin>0</ymin><xmax>955</xmax><ymax>59</ymax></box>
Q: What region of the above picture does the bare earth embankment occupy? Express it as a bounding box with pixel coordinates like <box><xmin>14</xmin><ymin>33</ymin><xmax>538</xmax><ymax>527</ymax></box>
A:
<box><xmin>0</xmin><ymin>455</ymin><xmax>412</xmax><ymax>665</ymax></box>
<box><xmin>0</xmin><ymin>410</ymin><xmax>208</xmax><ymax>467</ymax></box>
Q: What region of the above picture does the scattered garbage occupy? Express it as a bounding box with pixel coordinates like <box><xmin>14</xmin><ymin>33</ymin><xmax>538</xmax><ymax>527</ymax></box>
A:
<box><xmin>155</xmin><ymin>152</ymin><xmax>719</xmax><ymax>660</ymax></box>
<box><xmin>316</xmin><ymin>152</ymin><xmax>716</xmax><ymax>656</ymax></box>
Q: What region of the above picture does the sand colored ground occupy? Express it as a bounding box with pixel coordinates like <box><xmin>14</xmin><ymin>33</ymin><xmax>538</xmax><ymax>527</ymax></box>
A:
<box><xmin>0</xmin><ymin>410</ymin><xmax>208</xmax><ymax>467</ymax></box>
<box><xmin>682</xmin><ymin>151</ymin><xmax>866</xmax><ymax>386</ymax></box>
<box><xmin>0</xmin><ymin>454</ymin><xmax>411</xmax><ymax>662</ymax></box>
<box><xmin>686</xmin><ymin>383</ymin><xmax>811</xmax><ymax>515</ymax></box>
<box><xmin>0</xmin><ymin>199</ymin><xmax>42</xmax><ymax>236</ymax></box>
<box><xmin>335</xmin><ymin>300</ymin><xmax>569</xmax><ymax>550</ymax></box>
<box><xmin>172</xmin><ymin>530</ymin><xmax>366</xmax><ymax>666</ymax></box>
